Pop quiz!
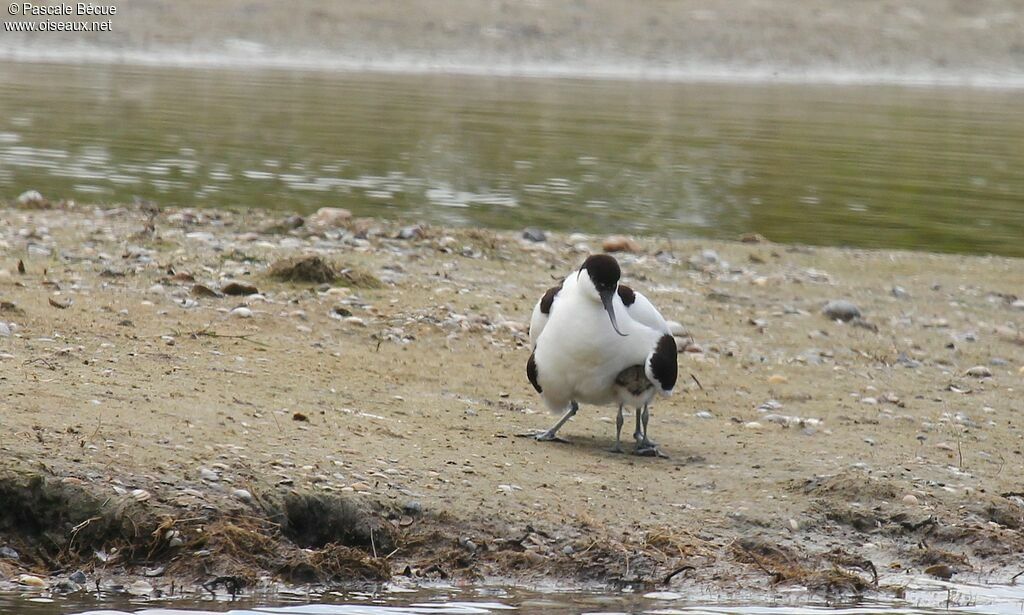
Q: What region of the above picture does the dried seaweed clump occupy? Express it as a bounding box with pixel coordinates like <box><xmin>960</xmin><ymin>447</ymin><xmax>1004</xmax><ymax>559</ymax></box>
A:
<box><xmin>268</xmin><ymin>255</ymin><xmax>382</xmax><ymax>288</ymax></box>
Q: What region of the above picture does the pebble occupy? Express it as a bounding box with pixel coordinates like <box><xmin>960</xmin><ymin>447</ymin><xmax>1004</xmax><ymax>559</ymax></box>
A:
<box><xmin>0</xmin><ymin>322</ymin><xmax>10</xmax><ymax>337</ymax></box>
<box><xmin>397</xmin><ymin>225</ymin><xmax>423</xmax><ymax>240</ymax></box>
<box><xmin>127</xmin><ymin>580</ymin><xmax>154</xmax><ymax>596</ymax></box>
<box><xmin>965</xmin><ymin>365</ymin><xmax>992</xmax><ymax>378</ymax></box>
<box><xmin>694</xmin><ymin>411</ymin><xmax>714</xmax><ymax>419</ymax></box>
<box><xmin>521</xmin><ymin>228</ymin><xmax>546</xmax><ymax>242</ymax></box>
<box><xmin>130</xmin><ymin>488</ymin><xmax>151</xmax><ymax>502</ymax></box>
<box><xmin>902</xmin><ymin>494</ymin><xmax>919</xmax><ymax>505</ymax></box>
<box><xmin>307</xmin><ymin>207</ymin><xmax>352</xmax><ymax>230</ymax></box>
<box><xmin>17</xmin><ymin>574</ymin><xmax>47</xmax><ymax>587</ymax></box>
<box><xmin>891</xmin><ymin>285</ymin><xmax>910</xmax><ymax>299</ymax></box>
<box><xmin>230</xmin><ymin>306</ymin><xmax>253</xmax><ymax>318</ymax></box>
<box><xmin>54</xmin><ymin>580</ymin><xmax>81</xmax><ymax>593</ymax></box>
<box><xmin>69</xmin><ymin>571</ymin><xmax>87</xmax><ymax>584</ymax></box>
<box><xmin>199</xmin><ymin>467</ymin><xmax>219</xmax><ymax>481</ymax></box>
<box><xmin>0</xmin><ymin>545</ymin><xmax>19</xmax><ymax>559</ymax></box>
<box><xmin>822</xmin><ymin>300</ymin><xmax>861</xmax><ymax>322</ymax></box>
<box><xmin>17</xmin><ymin>190</ymin><xmax>45</xmax><ymax>206</ymax></box>
<box><xmin>1011</xmin><ymin>299</ymin><xmax>1024</xmax><ymax>311</ymax></box>
<box><xmin>767</xmin><ymin>374</ymin><xmax>788</xmax><ymax>384</ymax></box>
<box><xmin>788</xmin><ymin>518</ymin><xmax>800</xmax><ymax>532</ymax></box>
<box><xmin>601</xmin><ymin>235</ymin><xmax>639</xmax><ymax>253</ymax></box>
<box><xmin>350</xmin><ymin>482</ymin><xmax>371</xmax><ymax>492</ymax></box>
<box><xmin>232</xmin><ymin>489</ymin><xmax>253</xmax><ymax>503</ymax></box>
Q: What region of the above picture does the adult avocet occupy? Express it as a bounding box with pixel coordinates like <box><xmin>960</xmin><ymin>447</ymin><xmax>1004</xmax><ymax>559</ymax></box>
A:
<box><xmin>526</xmin><ymin>254</ymin><xmax>677</xmax><ymax>456</ymax></box>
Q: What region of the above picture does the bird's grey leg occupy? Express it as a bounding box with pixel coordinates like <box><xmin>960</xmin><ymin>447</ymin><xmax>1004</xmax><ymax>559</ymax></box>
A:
<box><xmin>634</xmin><ymin>404</ymin><xmax>668</xmax><ymax>458</ymax></box>
<box><xmin>535</xmin><ymin>400</ymin><xmax>578</xmax><ymax>443</ymax></box>
<box><xmin>640</xmin><ymin>404</ymin><xmax>656</xmax><ymax>446</ymax></box>
<box><xmin>633</xmin><ymin>407</ymin><xmax>643</xmax><ymax>442</ymax></box>
<box><xmin>610</xmin><ymin>404</ymin><xmax>625</xmax><ymax>453</ymax></box>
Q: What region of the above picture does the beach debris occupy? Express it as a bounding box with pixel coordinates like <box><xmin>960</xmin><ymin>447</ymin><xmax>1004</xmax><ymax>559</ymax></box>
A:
<box><xmin>269</xmin><ymin>255</ymin><xmax>337</xmax><ymax>284</ymax></box>
<box><xmin>822</xmin><ymin>300</ymin><xmax>861</xmax><ymax>322</ymax></box>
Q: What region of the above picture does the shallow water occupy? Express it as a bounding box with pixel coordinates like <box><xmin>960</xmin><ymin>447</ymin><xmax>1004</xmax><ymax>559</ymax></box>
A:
<box><xmin>3</xmin><ymin>578</ymin><xmax>1024</xmax><ymax>615</ymax></box>
<box><xmin>1</xmin><ymin>63</ymin><xmax>1023</xmax><ymax>256</ymax></box>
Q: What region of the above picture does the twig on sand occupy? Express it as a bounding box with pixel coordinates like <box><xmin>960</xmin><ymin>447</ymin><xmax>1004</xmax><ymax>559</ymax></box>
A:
<box><xmin>1011</xmin><ymin>569</ymin><xmax>1024</xmax><ymax>584</ymax></box>
<box><xmin>189</xmin><ymin>327</ymin><xmax>269</xmax><ymax>347</ymax></box>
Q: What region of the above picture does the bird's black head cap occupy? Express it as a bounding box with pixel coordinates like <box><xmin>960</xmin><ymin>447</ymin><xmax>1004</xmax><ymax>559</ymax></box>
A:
<box><xmin>580</xmin><ymin>254</ymin><xmax>620</xmax><ymax>291</ymax></box>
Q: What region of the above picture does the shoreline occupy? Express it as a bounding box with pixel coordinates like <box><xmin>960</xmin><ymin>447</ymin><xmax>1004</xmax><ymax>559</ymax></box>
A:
<box><xmin>3</xmin><ymin>48</ymin><xmax>1024</xmax><ymax>91</ymax></box>
<box><xmin>1</xmin><ymin>201</ymin><xmax>1023</xmax><ymax>600</ymax></box>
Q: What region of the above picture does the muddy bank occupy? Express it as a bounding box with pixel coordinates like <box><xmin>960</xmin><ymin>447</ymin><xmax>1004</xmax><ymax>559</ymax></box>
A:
<box><xmin>0</xmin><ymin>199</ymin><xmax>1023</xmax><ymax>600</ymax></box>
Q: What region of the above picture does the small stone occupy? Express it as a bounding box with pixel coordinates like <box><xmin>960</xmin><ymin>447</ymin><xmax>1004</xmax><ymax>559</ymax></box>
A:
<box><xmin>397</xmin><ymin>225</ymin><xmax>423</xmax><ymax>240</ymax></box>
<box><xmin>404</xmin><ymin>501</ymin><xmax>423</xmax><ymax>514</ymax></box>
<box><xmin>891</xmin><ymin>286</ymin><xmax>910</xmax><ymax>299</ymax></box>
<box><xmin>292</xmin><ymin>412</ymin><xmax>308</xmax><ymax>422</ymax></box>
<box><xmin>788</xmin><ymin>518</ymin><xmax>800</xmax><ymax>532</ymax></box>
<box><xmin>221</xmin><ymin>282</ymin><xmax>259</xmax><ymax>296</ymax></box>
<box><xmin>694</xmin><ymin>411</ymin><xmax>714</xmax><ymax>419</ymax></box>
<box><xmin>966</xmin><ymin>365</ymin><xmax>992</xmax><ymax>378</ymax></box>
<box><xmin>350</xmin><ymin>482</ymin><xmax>371</xmax><ymax>492</ymax></box>
<box><xmin>601</xmin><ymin>235</ymin><xmax>640</xmax><ymax>253</ymax></box>
<box><xmin>191</xmin><ymin>284</ymin><xmax>220</xmax><ymax>298</ymax></box>
<box><xmin>130</xmin><ymin>488</ymin><xmax>151</xmax><ymax>502</ymax></box>
<box><xmin>1011</xmin><ymin>299</ymin><xmax>1024</xmax><ymax>311</ymax></box>
<box><xmin>17</xmin><ymin>190</ymin><xmax>46</xmax><ymax>207</ymax></box>
<box><xmin>522</xmin><ymin>228</ymin><xmax>546</xmax><ymax>242</ymax></box>
<box><xmin>0</xmin><ymin>545</ymin><xmax>19</xmax><ymax>559</ymax></box>
<box><xmin>767</xmin><ymin>374</ymin><xmax>788</xmax><ymax>385</ymax></box>
<box><xmin>127</xmin><ymin>580</ymin><xmax>154</xmax><ymax>596</ymax></box>
<box><xmin>199</xmin><ymin>467</ymin><xmax>219</xmax><ymax>481</ymax></box>
<box><xmin>307</xmin><ymin>207</ymin><xmax>352</xmax><ymax>230</ymax></box>
<box><xmin>822</xmin><ymin>300</ymin><xmax>861</xmax><ymax>322</ymax></box>
<box><xmin>17</xmin><ymin>574</ymin><xmax>47</xmax><ymax>587</ymax></box>
<box><xmin>683</xmin><ymin>342</ymin><xmax>703</xmax><ymax>354</ymax></box>
<box><xmin>744</xmin><ymin>421</ymin><xmax>763</xmax><ymax>430</ymax></box>
<box><xmin>230</xmin><ymin>306</ymin><xmax>253</xmax><ymax>318</ymax></box>
<box><xmin>739</xmin><ymin>233</ymin><xmax>765</xmax><ymax>243</ymax></box>
<box><xmin>0</xmin><ymin>322</ymin><xmax>10</xmax><ymax>337</ymax></box>
<box><xmin>232</xmin><ymin>489</ymin><xmax>253</xmax><ymax>503</ymax></box>
<box><xmin>69</xmin><ymin>571</ymin><xmax>87</xmax><ymax>584</ymax></box>
<box><xmin>458</xmin><ymin>537</ymin><xmax>478</xmax><ymax>551</ymax></box>
<box><xmin>924</xmin><ymin>564</ymin><xmax>955</xmax><ymax>580</ymax></box>
<box><xmin>861</xmin><ymin>397</ymin><xmax>878</xmax><ymax>405</ymax></box>
<box><xmin>902</xmin><ymin>494</ymin><xmax>919</xmax><ymax>505</ymax></box>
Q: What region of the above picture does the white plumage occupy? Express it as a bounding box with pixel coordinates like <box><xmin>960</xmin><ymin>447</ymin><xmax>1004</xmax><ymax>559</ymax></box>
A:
<box><xmin>526</xmin><ymin>254</ymin><xmax>678</xmax><ymax>456</ymax></box>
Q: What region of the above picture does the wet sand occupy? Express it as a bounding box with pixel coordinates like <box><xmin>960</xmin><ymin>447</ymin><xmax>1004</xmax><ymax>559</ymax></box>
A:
<box><xmin>2</xmin><ymin>0</ymin><xmax>1023</xmax><ymax>84</ymax></box>
<box><xmin>1</xmin><ymin>201</ymin><xmax>1022</xmax><ymax>598</ymax></box>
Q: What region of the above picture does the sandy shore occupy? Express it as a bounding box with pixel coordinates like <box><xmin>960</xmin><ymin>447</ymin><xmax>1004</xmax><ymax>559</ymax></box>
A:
<box><xmin>1</xmin><ymin>200</ymin><xmax>1023</xmax><ymax>599</ymax></box>
<box><xmin>2</xmin><ymin>0</ymin><xmax>1023</xmax><ymax>84</ymax></box>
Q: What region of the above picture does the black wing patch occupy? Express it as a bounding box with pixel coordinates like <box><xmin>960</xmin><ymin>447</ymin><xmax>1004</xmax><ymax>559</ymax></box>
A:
<box><xmin>539</xmin><ymin>281</ymin><xmax>563</xmax><ymax>315</ymax></box>
<box><xmin>649</xmin><ymin>334</ymin><xmax>678</xmax><ymax>392</ymax></box>
<box><xmin>617</xmin><ymin>284</ymin><xmax>636</xmax><ymax>307</ymax></box>
<box><xmin>527</xmin><ymin>352</ymin><xmax>542</xmax><ymax>393</ymax></box>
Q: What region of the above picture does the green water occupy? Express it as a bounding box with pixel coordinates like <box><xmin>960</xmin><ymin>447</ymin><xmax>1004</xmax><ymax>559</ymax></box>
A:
<box><xmin>1</xmin><ymin>62</ymin><xmax>1023</xmax><ymax>256</ymax></box>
